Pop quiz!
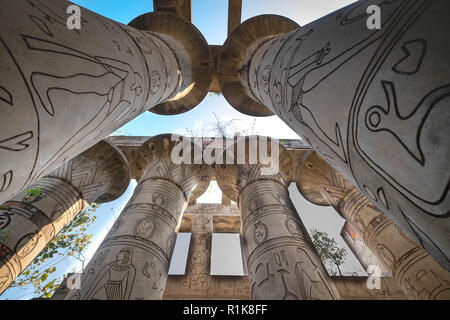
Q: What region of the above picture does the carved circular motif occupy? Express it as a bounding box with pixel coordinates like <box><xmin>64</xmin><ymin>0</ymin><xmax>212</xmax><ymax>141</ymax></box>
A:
<box><xmin>262</xmin><ymin>65</ymin><xmax>271</xmax><ymax>94</ymax></box>
<box><xmin>135</xmin><ymin>218</ymin><xmax>155</xmax><ymax>239</ymax></box>
<box><xmin>377</xmin><ymin>244</ymin><xmax>395</xmax><ymax>268</ymax></box>
<box><xmin>166</xmin><ymin>235</ymin><xmax>175</xmax><ymax>255</ymax></box>
<box><xmin>285</xmin><ymin>217</ymin><xmax>303</xmax><ymax>236</ymax></box>
<box><xmin>253</xmin><ymin>221</ymin><xmax>268</xmax><ymax>245</ymax></box>
<box><xmin>191</xmin><ymin>250</ymin><xmax>207</xmax><ymax>266</ymax></box>
<box><xmin>15</xmin><ymin>233</ymin><xmax>40</xmax><ymax>258</ymax></box>
<box><xmin>150</xmin><ymin>71</ymin><xmax>162</xmax><ymax>94</ymax></box>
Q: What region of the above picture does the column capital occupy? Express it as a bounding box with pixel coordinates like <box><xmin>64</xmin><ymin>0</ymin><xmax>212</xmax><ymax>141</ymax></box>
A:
<box><xmin>129</xmin><ymin>11</ymin><xmax>213</xmax><ymax>115</ymax></box>
<box><xmin>217</xmin><ymin>15</ymin><xmax>299</xmax><ymax>116</ymax></box>
<box><xmin>47</xmin><ymin>140</ymin><xmax>131</xmax><ymax>204</ymax></box>
<box><xmin>216</xmin><ymin>136</ymin><xmax>294</xmax><ymax>202</ymax></box>
<box><xmin>296</xmin><ymin>151</ymin><xmax>354</xmax><ymax>209</ymax></box>
<box><xmin>136</xmin><ymin>134</ymin><xmax>204</xmax><ymax>200</ymax></box>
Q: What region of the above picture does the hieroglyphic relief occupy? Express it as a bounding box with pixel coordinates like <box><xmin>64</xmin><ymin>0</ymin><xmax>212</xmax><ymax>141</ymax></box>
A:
<box><xmin>297</xmin><ymin>151</ymin><xmax>450</xmax><ymax>299</ymax></box>
<box><xmin>0</xmin><ymin>139</ymin><xmax>130</xmax><ymax>294</ymax></box>
<box><xmin>340</xmin><ymin>188</ymin><xmax>450</xmax><ymax>299</ymax></box>
<box><xmin>0</xmin><ymin>0</ymin><xmax>187</xmax><ymax>204</ymax></box>
<box><xmin>241</xmin><ymin>0</ymin><xmax>450</xmax><ymax>269</ymax></box>
<box><xmin>340</xmin><ymin>222</ymin><xmax>392</xmax><ymax>277</ymax></box>
<box><xmin>66</xmin><ymin>178</ymin><xmax>186</xmax><ymax>300</ymax></box>
<box><xmin>241</xmin><ymin>180</ymin><xmax>340</xmax><ymax>300</ymax></box>
<box><xmin>163</xmin><ymin>205</ymin><xmax>251</xmax><ymax>300</ymax></box>
<box><xmin>65</xmin><ymin>136</ymin><xmax>201</xmax><ymax>300</ymax></box>
<box><xmin>185</xmin><ymin>215</ymin><xmax>212</xmax><ymax>275</ymax></box>
<box><xmin>0</xmin><ymin>177</ymin><xmax>84</xmax><ymax>294</ymax></box>
<box><xmin>214</xmin><ymin>138</ymin><xmax>339</xmax><ymax>299</ymax></box>
<box><xmin>47</xmin><ymin>140</ymin><xmax>130</xmax><ymax>203</ymax></box>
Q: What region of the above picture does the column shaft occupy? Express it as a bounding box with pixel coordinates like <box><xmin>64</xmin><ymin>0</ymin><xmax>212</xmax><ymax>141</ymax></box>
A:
<box><xmin>0</xmin><ymin>177</ymin><xmax>85</xmax><ymax>293</ymax></box>
<box><xmin>66</xmin><ymin>178</ymin><xmax>186</xmax><ymax>300</ymax></box>
<box><xmin>0</xmin><ymin>0</ymin><xmax>182</xmax><ymax>203</ymax></box>
<box><xmin>244</xmin><ymin>0</ymin><xmax>450</xmax><ymax>268</ymax></box>
<box><xmin>340</xmin><ymin>189</ymin><xmax>450</xmax><ymax>299</ymax></box>
<box><xmin>240</xmin><ymin>180</ymin><xmax>339</xmax><ymax>300</ymax></box>
<box><xmin>340</xmin><ymin>221</ymin><xmax>391</xmax><ymax>277</ymax></box>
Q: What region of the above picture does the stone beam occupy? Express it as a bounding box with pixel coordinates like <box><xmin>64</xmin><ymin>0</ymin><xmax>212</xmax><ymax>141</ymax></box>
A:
<box><xmin>227</xmin><ymin>0</ymin><xmax>242</xmax><ymax>36</ymax></box>
<box><xmin>153</xmin><ymin>0</ymin><xmax>192</xmax><ymax>23</ymax></box>
<box><xmin>106</xmin><ymin>136</ymin><xmax>309</xmax><ymax>181</ymax></box>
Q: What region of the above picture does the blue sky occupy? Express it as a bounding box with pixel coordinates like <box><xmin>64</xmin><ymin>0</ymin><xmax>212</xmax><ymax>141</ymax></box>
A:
<box><xmin>1</xmin><ymin>0</ymin><xmax>363</xmax><ymax>300</ymax></box>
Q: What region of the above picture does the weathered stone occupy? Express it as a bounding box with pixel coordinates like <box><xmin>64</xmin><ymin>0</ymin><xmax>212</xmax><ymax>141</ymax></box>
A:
<box><xmin>219</xmin><ymin>1</ymin><xmax>450</xmax><ymax>270</ymax></box>
<box><xmin>0</xmin><ymin>0</ymin><xmax>211</xmax><ymax>204</ymax></box>
<box><xmin>65</xmin><ymin>134</ymin><xmax>201</xmax><ymax>300</ymax></box>
<box><xmin>217</xmin><ymin>138</ymin><xmax>340</xmax><ymax>300</ymax></box>
<box><xmin>0</xmin><ymin>140</ymin><xmax>130</xmax><ymax>294</ymax></box>
<box><xmin>297</xmin><ymin>151</ymin><xmax>450</xmax><ymax>299</ymax></box>
<box><xmin>340</xmin><ymin>221</ymin><xmax>391</xmax><ymax>277</ymax></box>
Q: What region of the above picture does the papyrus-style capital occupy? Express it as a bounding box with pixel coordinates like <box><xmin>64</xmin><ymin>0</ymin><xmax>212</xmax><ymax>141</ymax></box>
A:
<box><xmin>66</xmin><ymin>134</ymin><xmax>203</xmax><ymax>300</ymax></box>
<box><xmin>217</xmin><ymin>137</ymin><xmax>340</xmax><ymax>300</ymax></box>
<box><xmin>217</xmin><ymin>15</ymin><xmax>299</xmax><ymax>116</ymax></box>
<box><xmin>129</xmin><ymin>12</ymin><xmax>213</xmax><ymax>115</ymax></box>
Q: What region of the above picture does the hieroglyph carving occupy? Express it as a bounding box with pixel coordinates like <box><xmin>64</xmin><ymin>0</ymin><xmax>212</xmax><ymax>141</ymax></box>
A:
<box><xmin>245</xmin><ymin>0</ymin><xmax>450</xmax><ymax>269</ymax></box>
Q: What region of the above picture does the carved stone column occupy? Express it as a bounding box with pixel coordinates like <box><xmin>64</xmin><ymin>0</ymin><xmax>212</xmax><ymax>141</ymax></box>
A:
<box><xmin>65</xmin><ymin>134</ymin><xmax>201</xmax><ymax>300</ymax></box>
<box><xmin>341</xmin><ymin>221</ymin><xmax>391</xmax><ymax>277</ymax></box>
<box><xmin>0</xmin><ymin>0</ymin><xmax>212</xmax><ymax>204</ymax></box>
<box><xmin>297</xmin><ymin>152</ymin><xmax>450</xmax><ymax>299</ymax></box>
<box><xmin>185</xmin><ymin>214</ymin><xmax>213</xmax><ymax>276</ymax></box>
<box><xmin>0</xmin><ymin>140</ymin><xmax>130</xmax><ymax>294</ymax></box>
<box><xmin>217</xmin><ymin>137</ymin><xmax>340</xmax><ymax>300</ymax></box>
<box><xmin>218</xmin><ymin>1</ymin><xmax>450</xmax><ymax>269</ymax></box>
<box><xmin>340</xmin><ymin>189</ymin><xmax>450</xmax><ymax>300</ymax></box>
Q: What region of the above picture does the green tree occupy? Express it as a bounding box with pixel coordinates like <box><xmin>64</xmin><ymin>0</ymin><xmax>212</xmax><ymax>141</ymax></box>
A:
<box><xmin>8</xmin><ymin>203</ymin><xmax>99</xmax><ymax>298</ymax></box>
<box><xmin>310</xmin><ymin>228</ymin><xmax>347</xmax><ymax>276</ymax></box>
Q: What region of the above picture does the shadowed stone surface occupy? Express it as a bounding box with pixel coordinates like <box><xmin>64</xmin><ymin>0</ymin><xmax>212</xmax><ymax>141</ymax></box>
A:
<box><xmin>0</xmin><ymin>0</ymin><xmax>206</xmax><ymax>204</ymax></box>
<box><xmin>219</xmin><ymin>0</ymin><xmax>450</xmax><ymax>270</ymax></box>
<box><xmin>297</xmin><ymin>151</ymin><xmax>450</xmax><ymax>299</ymax></box>
<box><xmin>65</xmin><ymin>135</ymin><xmax>201</xmax><ymax>300</ymax></box>
<box><xmin>0</xmin><ymin>140</ymin><xmax>130</xmax><ymax>294</ymax></box>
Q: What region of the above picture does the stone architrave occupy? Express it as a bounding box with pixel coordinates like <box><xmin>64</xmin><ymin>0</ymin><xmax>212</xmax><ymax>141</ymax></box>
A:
<box><xmin>216</xmin><ymin>137</ymin><xmax>340</xmax><ymax>300</ymax></box>
<box><xmin>65</xmin><ymin>134</ymin><xmax>201</xmax><ymax>300</ymax></box>
<box><xmin>297</xmin><ymin>151</ymin><xmax>450</xmax><ymax>299</ymax></box>
<box><xmin>218</xmin><ymin>1</ymin><xmax>450</xmax><ymax>269</ymax></box>
<box><xmin>0</xmin><ymin>140</ymin><xmax>130</xmax><ymax>294</ymax></box>
<box><xmin>0</xmin><ymin>0</ymin><xmax>212</xmax><ymax>204</ymax></box>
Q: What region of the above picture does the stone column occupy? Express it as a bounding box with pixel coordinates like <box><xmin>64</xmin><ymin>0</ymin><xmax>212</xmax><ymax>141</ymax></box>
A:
<box><xmin>65</xmin><ymin>134</ymin><xmax>201</xmax><ymax>300</ymax></box>
<box><xmin>0</xmin><ymin>0</ymin><xmax>212</xmax><ymax>204</ymax></box>
<box><xmin>218</xmin><ymin>1</ymin><xmax>450</xmax><ymax>269</ymax></box>
<box><xmin>217</xmin><ymin>137</ymin><xmax>340</xmax><ymax>300</ymax></box>
<box><xmin>297</xmin><ymin>151</ymin><xmax>450</xmax><ymax>299</ymax></box>
<box><xmin>0</xmin><ymin>140</ymin><xmax>130</xmax><ymax>294</ymax></box>
<box><xmin>185</xmin><ymin>215</ymin><xmax>213</xmax><ymax>276</ymax></box>
<box><xmin>340</xmin><ymin>221</ymin><xmax>391</xmax><ymax>277</ymax></box>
